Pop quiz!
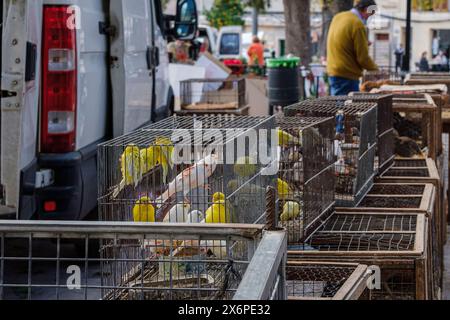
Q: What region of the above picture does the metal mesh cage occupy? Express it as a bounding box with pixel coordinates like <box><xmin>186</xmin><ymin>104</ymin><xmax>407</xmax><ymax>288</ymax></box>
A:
<box><xmin>98</xmin><ymin>116</ymin><xmax>277</xmax><ymax>226</ymax></box>
<box><xmin>362</xmin><ymin>66</ymin><xmax>403</xmax><ymax>84</ymax></box>
<box><xmin>276</xmin><ymin>116</ymin><xmax>336</xmax><ymax>244</ymax></box>
<box><xmin>0</xmin><ymin>221</ymin><xmax>286</xmax><ymax>300</ymax></box>
<box><xmin>180</xmin><ymin>78</ymin><xmax>246</xmax><ymax>111</ymax></box>
<box><xmin>356</xmin><ymin>183</ymin><xmax>434</xmax><ymax>213</ymax></box>
<box><xmin>392</xmin><ymin>95</ymin><xmax>440</xmax><ymax>160</ymax></box>
<box><xmin>284</xmin><ymin>100</ymin><xmax>378</xmax><ymax>207</ymax></box>
<box><xmin>378</xmin><ymin>158</ymin><xmax>442</xmax><ymax>300</ymax></box>
<box><xmin>318</xmin><ymin>94</ymin><xmax>395</xmax><ymax>174</ymax></box>
<box><xmin>288</xmin><ymin>211</ymin><xmax>429</xmax><ymax>300</ymax></box>
<box><xmin>286</xmin><ymin>262</ymin><xmax>368</xmax><ymax>300</ymax></box>
<box><xmin>102</xmin><ymin>231</ymin><xmax>251</xmax><ymax>300</ymax></box>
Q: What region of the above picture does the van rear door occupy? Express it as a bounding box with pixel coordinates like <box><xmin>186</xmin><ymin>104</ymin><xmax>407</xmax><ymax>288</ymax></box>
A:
<box><xmin>1</xmin><ymin>0</ymin><xmax>42</xmax><ymax>218</ymax></box>
<box><xmin>109</xmin><ymin>0</ymin><xmax>156</xmax><ymax>137</ymax></box>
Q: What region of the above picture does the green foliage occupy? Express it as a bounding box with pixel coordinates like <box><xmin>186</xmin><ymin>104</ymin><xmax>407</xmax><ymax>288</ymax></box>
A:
<box><xmin>205</xmin><ymin>0</ymin><xmax>246</xmax><ymax>29</ymax></box>
<box><xmin>205</xmin><ymin>0</ymin><xmax>271</xmax><ymax>29</ymax></box>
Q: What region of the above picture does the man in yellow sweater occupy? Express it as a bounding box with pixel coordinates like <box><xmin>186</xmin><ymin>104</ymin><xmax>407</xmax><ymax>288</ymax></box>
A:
<box><xmin>327</xmin><ymin>0</ymin><xmax>379</xmax><ymax>96</ymax></box>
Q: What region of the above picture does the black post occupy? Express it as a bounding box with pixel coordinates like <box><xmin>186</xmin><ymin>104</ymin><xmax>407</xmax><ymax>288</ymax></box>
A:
<box><xmin>402</xmin><ymin>0</ymin><xmax>412</xmax><ymax>72</ymax></box>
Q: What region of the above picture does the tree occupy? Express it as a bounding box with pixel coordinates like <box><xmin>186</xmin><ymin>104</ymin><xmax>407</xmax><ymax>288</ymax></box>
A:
<box><xmin>283</xmin><ymin>0</ymin><xmax>312</xmax><ymax>65</ymax></box>
<box><xmin>205</xmin><ymin>0</ymin><xmax>246</xmax><ymax>29</ymax></box>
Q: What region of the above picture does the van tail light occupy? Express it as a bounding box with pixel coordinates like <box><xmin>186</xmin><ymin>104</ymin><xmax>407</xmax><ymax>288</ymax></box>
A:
<box><xmin>41</xmin><ymin>6</ymin><xmax>77</xmax><ymax>153</ymax></box>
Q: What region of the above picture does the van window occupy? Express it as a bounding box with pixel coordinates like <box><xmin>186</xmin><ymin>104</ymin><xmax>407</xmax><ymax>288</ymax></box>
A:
<box><xmin>220</xmin><ymin>33</ymin><xmax>240</xmax><ymax>55</ymax></box>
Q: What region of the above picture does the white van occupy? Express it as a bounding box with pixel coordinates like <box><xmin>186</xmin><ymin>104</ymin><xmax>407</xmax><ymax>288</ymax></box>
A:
<box><xmin>216</xmin><ymin>26</ymin><xmax>243</xmax><ymax>61</ymax></box>
<box><xmin>0</xmin><ymin>0</ymin><xmax>198</xmax><ymax>220</ymax></box>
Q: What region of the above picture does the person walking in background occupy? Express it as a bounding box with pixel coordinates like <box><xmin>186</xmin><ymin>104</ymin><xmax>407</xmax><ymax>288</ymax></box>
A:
<box><xmin>394</xmin><ymin>44</ymin><xmax>405</xmax><ymax>74</ymax></box>
<box><xmin>326</xmin><ymin>0</ymin><xmax>379</xmax><ymax>96</ymax></box>
<box><xmin>419</xmin><ymin>51</ymin><xmax>430</xmax><ymax>72</ymax></box>
<box><xmin>437</xmin><ymin>50</ymin><xmax>449</xmax><ymax>71</ymax></box>
<box><xmin>247</xmin><ymin>36</ymin><xmax>265</xmax><ymax>67</ymax></box>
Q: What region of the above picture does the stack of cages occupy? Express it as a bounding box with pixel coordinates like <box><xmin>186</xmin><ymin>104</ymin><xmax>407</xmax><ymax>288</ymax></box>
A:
<box><xmin>341</xmin><ymin>182</ymin><xmax>438</xmax><ymax>299</ymax></box>
<box><xmin>98</xmin><ymin>116</ymin><xmax>278</xmax><ymax>226</ymax></box>
<box><xmin>285</xmin><ymin>261</ymin><xmax>370</xmax><ymax>300</ymax></box>
<box><xmin>392</xmin><ymin>94</ymin><xmax>441</xmax><ymax>160</ymax></box>
<box><xmin>276</xmin><ymin>116</ymin><xmax>336</xmax><ymax>245</ymax></box>
<box><xmin>379</xmin><ymin>159</ymin><xmax>444</xmax><ymax>297</ymax></box>
<box><xmin>0</xmin><ymin>221</ymin><xmax>287</xmax><ymax>300</ymax></box>
<box><xmin>321</xmin><ymin>94</ymin><xmax>396</xmax><ymax>174</ymax></box>
<box><xmin>405</xmin><ymin>73</ymin><xmax>450</xmax><ymax>97</ymax></box>
<box><xmin>180</xmin><ymin>78</ymin><xmax>246</xmax><ymax>111</ymax></box>
<box><xmin>288</xmin><ymin>211</ymin><xmax>430</xmax><ymax>300</ymax></box>
<box><xmin>285</xmin><ymin>100</ymin><xmax>378</xmax><ymax>207</ymax></box>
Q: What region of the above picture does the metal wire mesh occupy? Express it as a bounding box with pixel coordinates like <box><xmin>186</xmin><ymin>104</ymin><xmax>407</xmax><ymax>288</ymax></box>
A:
<box><xmin>288</xmin><ymin>211</ymin><xmax>428</xmax><ymax>300</ymax></box>
<box><xmin>393</xmin><ymin>159</ymin><xmax>427</xmax><ymax>167</ymax></box>
<box><xmin>362</xmin><ymin>66</ymin><xmax>403</xmax><ymax>84</ymax></box>
<box><xmin>318</xmin><ymin>94</ymin><xmax>395</xmax><ymax>174</ymax></box>
<box><xmin>368</xmin><ymin>184</ymin><xmax>425</xmax><ymax>195</ymax></box>
<box><xmin>393</xmin><ymin>96</ymin><xmax>439</xmax><ymax>159</ymax></box>
<box><xmin>359</xmin><ymin>266</ymin><xmax>416</xmax><ymax>300</ymax></box>
<box><xmin>276</xmin><ymin>116</ymin><xmax>335</xmax><ymax>244</ymax></box>
<box><xmin>284</xmin><ymin>100</ymin><xmax>378</xmax><ymax>206</ymax></box>
<box><xmin>180</xmin><ymin>78</ymin><xmax>246</xmax><ymax>110</ymax></box>
<box><xmin>382</xmin><ymin>169</ymin><xmax>430</xmax><ymax>178</ymax></box>
<box><xmin>0</xmin><ymin>221</ymin><xmax>286</xmax><ymax>300</ymax></box>
<box><xmin>98</xmin><ymin>116</ymin><xmax>277</xmax><ymax>226</ymax></box>
<box><xmin>286</xmin><ymin>262</ymin><xmax>365</xmax><ymax>300</ymax></box>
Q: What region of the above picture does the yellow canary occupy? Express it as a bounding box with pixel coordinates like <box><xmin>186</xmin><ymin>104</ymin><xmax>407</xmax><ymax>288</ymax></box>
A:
<box><xmin>113</xmin><ymin>145</ymin><xmax>142</xmax><ymax>198</ymax></box>
<box><xmin>121</xmin><ymin>145</ymin><xmax>141</xmax><ymax>186</ymax></box>
<box><xmin>132</xmin><ymin>197</ymin><xmax>155</xmax><ymax>222</ymax></box>
<box><xmin>154</xmin><ymin>137</ymin><xmax>175</xmax><ymax>183</ymax></box>
<box><xmin>140</xmin><ymin>146</ymin><xmax>160</xmax><ymax>175</ymax></box>
<box><xmin>277</xmin><ymin>178</ymin><xmax>292</xmax><ymax>200</ymax></box>
<box><xmin>205</xmin><ymin>200</ymin><xmax>229</xmax><ymax>224</ymax></box>
<box><xmin>280</xmin><ymin>201</ymin><xmax>302</xmax><ymax>222</ymax></box>
<box><xmin>278</xmin><ymin>129</ymin><xmax>300</xmax><ymax>147</ymax></box>
<box><xmin>213</xmin><ymin>192</ymin><xmax>226</xmax><ymax>202</ymax></box>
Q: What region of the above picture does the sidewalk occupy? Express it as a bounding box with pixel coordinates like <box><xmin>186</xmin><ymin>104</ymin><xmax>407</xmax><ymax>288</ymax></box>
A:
<box><xmin>445</xmin><ymin>227</ymin><xmax>450</xmax><ymax>300</ymax></box>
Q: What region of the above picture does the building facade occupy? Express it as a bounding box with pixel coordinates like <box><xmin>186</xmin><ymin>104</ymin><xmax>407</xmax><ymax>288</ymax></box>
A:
<box><xmin>369</xmin><ymin>0</ymin><xmax>450</xmax><ymax>70</ymax></box>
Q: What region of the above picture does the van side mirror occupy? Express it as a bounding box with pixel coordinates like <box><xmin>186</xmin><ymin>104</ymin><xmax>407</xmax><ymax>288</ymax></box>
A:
<box><xmin>174</xmin><ymin>0</ymin><xmax>198</xmax><ymax>40</ymax></box>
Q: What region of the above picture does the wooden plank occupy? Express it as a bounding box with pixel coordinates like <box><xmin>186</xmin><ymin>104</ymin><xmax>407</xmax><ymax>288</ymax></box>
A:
<box><xmin>333</xmin><ymin>264</ymin><xmax>370</xmax><ymax>300</ymax></box>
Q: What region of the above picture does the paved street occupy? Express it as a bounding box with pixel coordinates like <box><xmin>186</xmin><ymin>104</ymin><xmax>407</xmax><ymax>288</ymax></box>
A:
<box><xmin>2</xmin><ymin>239</ymin><xmax>102</xmax><ymax>300</ymax></box>
<box><xmin>445</xmin><ymin>227</ymin><xmax>450</xmax><ymax>300</ymax></box>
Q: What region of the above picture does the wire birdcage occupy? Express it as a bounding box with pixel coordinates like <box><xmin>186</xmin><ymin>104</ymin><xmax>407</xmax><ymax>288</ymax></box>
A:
<box><xmin>320</xmin><ymin>94</ymin><xmax>395</xmax><ymax>174</ymax></box>
<box><xmin>0</xmin><ymin>221</ymin><xmax>286</xmax><ymax>300</ymax></box>
<box><xmin>98</xmin><ymin>116</ymin><xmax>278</xmax><ymax>226</ymax></box>
<box><xmin>351</xmin><ymin>183</ymin><xmax>436</xmax><ymax>216</ymax></box>
<box><xmin>360</xmin><ymin>68</ymin><xmax>402</xmax><ymax>94</ymax></box>
<box><xmin>180</xmin><ymin>78</ymin><xmax>246</xmax><ymax>111</ymax></box>
<box><xmin>284</xmin><ymin>100</ymin><xmax>378</xmax><ymax>207</ymax></box>
<box><xmin>392</xmin><ymin>94</ymin><xmax>441</xmax><ymax>160</ymax></box>
<box><xmin>288</xmin><ymin>211</ymin><xmax>430</xmax><ymax>300</ymax></box>
<box><xmin>286</xmin><ymin>261</ymin><xmax>369</xmax><ymax>300</ymax></box>
<box><xmin>276</xmin><ymin>116</ymin><xmax>335</xmax><ymax>244</ymax></box>
<box><xmin>378</xmin><ymin>158</ymin><xmax>443</xmax><ymax>299</ymax></box>
<box><xmin>364</xmin><ymin>66</ymin><xmax>402</xmax><ymax>81</ymax></box>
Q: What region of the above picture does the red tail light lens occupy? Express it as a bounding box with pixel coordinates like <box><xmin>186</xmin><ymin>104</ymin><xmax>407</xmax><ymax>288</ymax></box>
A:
<box><xmin>41</xmin><ymin>6</ymin><xmax>77</xmax><ymax>153</ymax></box>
